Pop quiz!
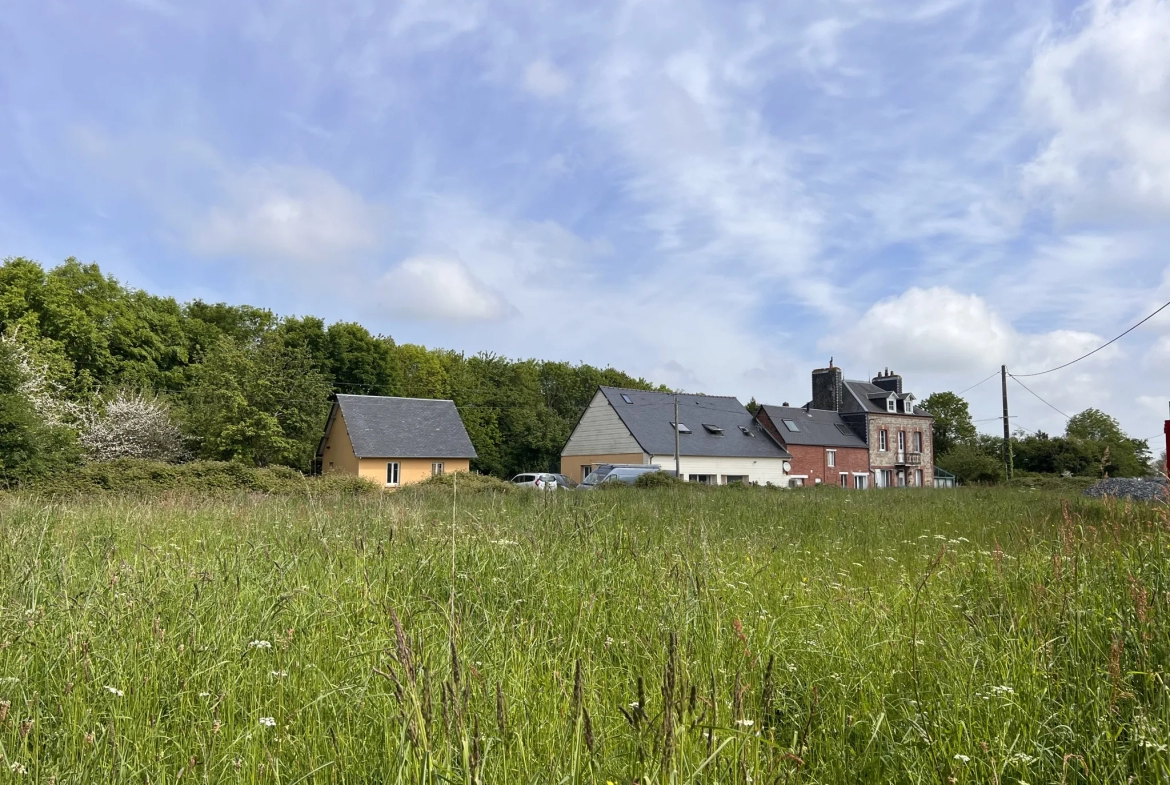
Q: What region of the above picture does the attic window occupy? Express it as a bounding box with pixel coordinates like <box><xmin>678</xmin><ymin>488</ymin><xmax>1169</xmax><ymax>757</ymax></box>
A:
<box><xmin>886</xmin><ymin>398</ymin><xmax>896</xmax><ymax>413</ymax></box>
<box><xmin>835</xmin><ymin>424</ymin><xmax>854</xmax><ymax>437</ymax></box>
<box><xmin>782</xmin><ymin>419</ymin><xmax>801</xmax><ymax>432</ymax></box>
<box><xmin>739</xmin><ymin>425</ymin><xmax>755</xmax><ymax>437</ymax></box>
<box><xmin>702</xmin><ymin>424</ymin><xmax>724</xmax><ymax>435</ymax></box>
<box><xmin>671</xmin><ymin>422</ymin><xmax>692</xmax><ymax>434</ymax></box>
<box><xmin>621</xmin><ymin>394</ymin><xmax>633</xmax><ymax>404</ymax></box>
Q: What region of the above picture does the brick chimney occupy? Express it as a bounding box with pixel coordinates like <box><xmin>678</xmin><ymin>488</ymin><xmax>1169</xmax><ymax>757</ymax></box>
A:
<box><xmin>872</xmin><ymin>368</ymin><xmax>903</xmax><ymax>394</ymax></box>
<box><xmin>812</xmin><ymin>360</ymin><xmax>843</xmax><ymax>411</ymax></box>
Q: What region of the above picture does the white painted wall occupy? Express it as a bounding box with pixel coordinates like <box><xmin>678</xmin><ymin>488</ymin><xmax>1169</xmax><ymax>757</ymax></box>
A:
<box><xmin>563</xmin><ymin>390</ymin><xmax>644</xmax><ymax>456</ymax></box>
<box><xmin>649</xmin><ymin>455</ymin><xmax>790</xmax><ymax>486</ymax></box>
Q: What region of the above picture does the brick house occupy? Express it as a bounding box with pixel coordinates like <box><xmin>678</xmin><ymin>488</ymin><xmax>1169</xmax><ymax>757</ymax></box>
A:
<box><xmin>754</xmin><ymin>404</ymin><xmax>871</xmax><ymax>488</ymax></box>
<box><xmin>810</xmin><ymin>364</ymin><xmax>935</xmax><ymax>488</ymax></box>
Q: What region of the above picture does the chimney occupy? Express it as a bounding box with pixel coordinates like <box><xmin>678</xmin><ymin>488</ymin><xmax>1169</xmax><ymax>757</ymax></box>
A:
<box><xmin>812</xmin><ymin>364</ymin><xmax>843</xmax><ymax>411</ymax></box>
<box><xmin>872</xmin><ymin>369</ymin><xmax>903</xmax><ymax>395</ymax></box>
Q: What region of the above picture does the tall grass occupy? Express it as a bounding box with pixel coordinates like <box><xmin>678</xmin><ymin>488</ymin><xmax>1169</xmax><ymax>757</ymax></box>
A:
<box><xmin>0</xmin><ymin>486</ymin><xmax>1166</xmax><ymax>783</ymax></box>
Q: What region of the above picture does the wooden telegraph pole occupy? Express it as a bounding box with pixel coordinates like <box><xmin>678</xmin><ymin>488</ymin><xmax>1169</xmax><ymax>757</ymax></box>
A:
<box><xmin>1001</xmin><ymin>365</ymin><xmax>1013</xmax><ymax>480</ymax></box>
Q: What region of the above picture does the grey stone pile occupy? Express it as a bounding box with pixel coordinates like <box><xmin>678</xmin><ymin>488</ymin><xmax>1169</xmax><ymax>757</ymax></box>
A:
<box><xmin>1083</xmin><ymin>477</ymin><xmax>1168</xmax><ymax>501</ymax></box>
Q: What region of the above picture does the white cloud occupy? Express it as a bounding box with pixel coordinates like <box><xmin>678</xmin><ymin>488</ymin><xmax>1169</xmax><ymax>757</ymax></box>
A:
<box><xmin>523</xmin><ymin>59</ymin><xmax>570</xmax><ymax>98</ymax></box>
<box><xmin>375</xmin><ymin>255</ymin><xmax>513</xmax><ymax>322</ymax></box>
<box><xmin>192</xmin><ymin>166</ymin><xmax>384</xmax><ymax>265</ymax></box>
<box><xmin>1024</xmin><ymin>0</ymin><xmax>1170</xmax><ymax>218</ymax></box>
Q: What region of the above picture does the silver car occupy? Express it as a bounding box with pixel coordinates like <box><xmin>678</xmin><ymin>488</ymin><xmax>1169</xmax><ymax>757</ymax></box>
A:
<box><xmin>510</xmin><ymin>472</ymin><xmax>558</xmax><ymax>491</ymax></box>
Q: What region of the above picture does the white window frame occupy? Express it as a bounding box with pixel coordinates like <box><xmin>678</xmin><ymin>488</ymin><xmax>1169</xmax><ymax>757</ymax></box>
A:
<box><xmin>839</xmin><ymin>472</ymin><xmax>849</xmax><ymax>487</ymax></box>
<box><xmin>853</xmin><ymin>473</ymin><xmax>869</xmax><ymax>490</ymax></box>
<box><xmin>879</xmin><ymin>429</ymin><xmax>888</xmax><ymax>451</ymax></box>
<box><xmin>914</xmin><ymin>431</ymin><xmax>923</xmax><ymax>452</ymax></box>
<box><xmin>580</xmin><ymin>465</ymin><xmax>592</xmax><ymax>482</ymax></box>
<box><xmin>432</xmin><ymin>462</ymin><xmax>445</xmax><ymax>476</ymax></box>
<box><xmin>915</xmin><ymin>469</ymin><xmax>924</xmax><ymax>487</ymax></box>
<box><xmin>386</xmin><ymin>462</ymin><xmax>401</xmax><ymax>486</ymax></box>
<box><xmin>898</xmin><ymin>431</ymin><xmax>906</xmax><ymax>452</ymax></box>
<box><xmin>826</xmin><ymin>449</ymin><xmax>836</xmax><ymax>468</ymax></box>
<box><xmin>887</xmin><ymin>397</ymin><xmax>896</xmax><ymax>412</ymax></box>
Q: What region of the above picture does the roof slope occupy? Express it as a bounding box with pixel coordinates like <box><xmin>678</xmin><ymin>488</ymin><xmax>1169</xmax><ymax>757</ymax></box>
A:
<box><xmin>758</xmin><ymin>405</ymin><xmax>868</xmax><ymax>448</ymax></box>
<box><xmin>599</xmin><ymin>387</ymin><xmax>791</xmax><ymax>459</ymax></box>
<box><xmin>333</xmin><ymin>394</ymin><xmax>477</xmax><ymax>459</ymax></box>
<box><xmin>841</xmin><ymin>380</ymin><xmax>931</xmax><ymax>417</ymax></box>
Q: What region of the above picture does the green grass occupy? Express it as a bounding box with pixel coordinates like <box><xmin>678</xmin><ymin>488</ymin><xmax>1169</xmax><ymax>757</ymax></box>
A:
<box><xmin>0</xmin><ymin>485</ymin><xmax>1167</xmax><ymax>783</ymax></box>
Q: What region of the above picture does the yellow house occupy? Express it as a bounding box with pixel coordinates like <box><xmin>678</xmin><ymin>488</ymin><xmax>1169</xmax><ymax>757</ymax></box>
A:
<box><xmin>317</xmin><ymin>394</ymin><xmax>477</xmax><ymax>487</ymax></box>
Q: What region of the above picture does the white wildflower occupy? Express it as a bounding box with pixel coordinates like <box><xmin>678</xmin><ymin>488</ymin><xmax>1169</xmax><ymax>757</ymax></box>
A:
<box><xmin>735</xmin><ymin>719</ymin><xmax>755</xmax><ymax>727</ymax></box>
<box><xmin>604</xmin><ymin>637</ymin><xmax>614</xmax><ymax>647</ymax></box>
<box><xmin>104</xmin><ymin>686</ymin><xmax>124</xmax><ymax>697</ymax></box>
<box><xmin>259</xmin><ymin>717</ymin><xmax>276</xmax><ymax>727</ymax></box>
<box><xmin>249</xmin><ymin>640</ymin><xmax>272</xmax><ymax>650</ymax></box>
<box><xmin>198</xmin><ymin>692</ymin><xmax>211</xmax><ymax>698</ymax></box>
<box><xmin>1008</xmin><ymin>752</ymin><xmax>1035</xmax><ymax>765</ymax></box>
<box><xmin>0</xmin><ymin>676</ymin><xmax>19</xmax><ymax>684</ymax></box>
<box><xmin>954</xmin><ymin>754</ymin><xmax>970</xmax><ymax>763</ymax></box>
<box><xmin>990</xmin><ymin>685</ymin><xmax>1015</xmax><ymax>696</ymax></box>
<box><xmin>270</xmin><ymin>670</ymin><xmax>288</xmax><ymax>678</ymax></box>
<box><xmin>490</xmin><ymin>539</ymin><xmax>518</xmax><ymax>546</ymax></box>
<box><xmin>9</xmin><ymin>762</ymin><xmax>27</xmax><ymax>775</ymax></box>
<box><xmin>628</xmin><ymin>701</ymin><xmax>640</xmax><ymax>709</ymax></box>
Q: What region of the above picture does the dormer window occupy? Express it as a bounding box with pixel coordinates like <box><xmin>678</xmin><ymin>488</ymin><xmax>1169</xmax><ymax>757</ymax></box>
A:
<box><xmin>886</xmin><ymin>397</ymin><xmax>896</xmax><ymax>413</ymax></box>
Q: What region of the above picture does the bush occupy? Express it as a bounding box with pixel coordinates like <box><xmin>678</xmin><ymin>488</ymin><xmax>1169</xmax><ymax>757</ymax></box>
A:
<box><xmin>633</xmin><ymin>471</ymin><xmax>684</xmax><ymax>489</ymax></box>
<box><xmin>406</xmin><ymin>471</ymin><xmax>516</xmax><ymax>494</ymax></box>
<box><xmin>23</xmin><ymin>459</ymin><xmax>380</xmax><ymax>496</ymax></box>
<box><xmin>1006</xmin><ymin>473</ymin><xmax>1096</xmax><ymax>493</ymax></box>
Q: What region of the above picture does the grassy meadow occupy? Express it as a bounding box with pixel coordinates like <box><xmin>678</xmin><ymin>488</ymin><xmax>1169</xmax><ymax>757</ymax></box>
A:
<box><xmin>0</xmin><ymin>484</ymin><xmax>1167</xmax><ymax>783</ymax></box>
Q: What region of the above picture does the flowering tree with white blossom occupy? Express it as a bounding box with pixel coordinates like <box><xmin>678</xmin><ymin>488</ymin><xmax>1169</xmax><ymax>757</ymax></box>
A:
<box><xmin>78</xmin><ymin>391</ymin><xmax>186</xmax><ymax>463</ymax></box>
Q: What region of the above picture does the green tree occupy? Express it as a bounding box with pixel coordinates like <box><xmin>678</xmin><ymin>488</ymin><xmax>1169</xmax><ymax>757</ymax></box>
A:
<box><xmin>396</xmin><ymin>344</ymin><xmax>451</xmax><ymax>399</ymax></box>
<box><xmin>0</xmin><ymin>340</ymin><xmax>76</xmax><ymax>485</ymax></box>
<box><xmin>324</xmin><ymin>324</ymin><xmax>402</xmax><ymax>396</ymax></box>
<box><xmin>936</xmin><ymin>441</ymin><xmax>1003</xmax><ymax>485</ymax></box>
<box><xmin>920</xmin><ymin>391</ymin><xmax>977</xmax><ymax>456</ymax></box>
<box><xmin>183</xmin><ymin>334</ymin><xmax>332</xmax><ymax>469</ymax></box>
<box><xmin>1064</xmin><ymin>408</ymin><xmax>1149</xmax><ymax>477</ymax></box>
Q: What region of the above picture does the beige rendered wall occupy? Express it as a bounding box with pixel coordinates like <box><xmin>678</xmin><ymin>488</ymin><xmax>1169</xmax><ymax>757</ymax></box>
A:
<box><xmin>320</xmin><ymin>408</ymin><xmax>360</xmax><ymax>475</ymax></box>
<box><xmin>357</xmin><ymin>458</ymin><xmax>471</xmax><ymax>487</ymax></box>
<box><xmin>559</xmin><ymin>453</ymin><xmax>647</xmax><ymax>483</ymax></box>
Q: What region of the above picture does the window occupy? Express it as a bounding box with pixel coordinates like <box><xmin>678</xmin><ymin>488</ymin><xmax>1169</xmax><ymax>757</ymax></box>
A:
<box><xmin>621</xmin><ymin>393</ymin><xmax>633</xmax><ymax>404</ymax></box>
<box><xmin>723</xmin><ymin>475</ymin><xmax>748</xmax><ymax>485</ymax></box>
<box><xmin>739</xmin><ymin>425</ymin><xmax>755</xmax><ymax>437</ymax></box>
<box><xmin>328</xmin><ymin>461</ymin><xmax>334</xmax><ymax>469</ymax></box>
<box><xmin>835</xmin><ymin>423</ymin><xmax>854</xmax><ymax>437</ymax></box>
<box><xmin>580</xmin><ymin>465</ymin><xmax>592</xmax><ymax>482</ymax></box>
<box><xmin>887</xmin><ymin>397</ymin><xmax>896</xmax><ymax>412</ymax></box>
<box><xmin>875</xmin><ymin>469</ymin><xmax>893</xmax><ymax>488</ymax></box>
<box><xmin>915</xmin><ymin>469</ymin><xmax>924</xmax><ymax>487</ymax></box>
<box><xmin>702</xmin><ymin>424</ymin><xmax>724</xmax><ymax>435</ymax></box>
<box><xmin>879</xmin><ymin>429</ymin><xmax>888</xmax><ymax>451</ymax></box>
<box><xmin>898</xmin><ymin>431</ymin><xmax>905</xmax><ymax>452</ymax></box>
<box><xmin>855</xmin><ymin>474</ymin><xmax>869</xmax><ymax>490</ymax></box>
<box><xmin>688</xmin><ymin>474</ymin><xmax>717</xmax><ymax>485</ymax></box>
<box><xmin>782</xmin><ymin>418</ymin><xmax>801</xmax><ymax>432</ymax></box>
<box><xmin>914</xmin><ymin>431</ymin><xmax>923</xmax><ymax>452</ymax></box>
<box><xmin>789</xmin><ymin>477</ymin><xmax>805</xmax><ymax>488</ymax></box>
<box><xmin>826</xmin><ymin>449</ymin><xmax>836</xmax><ymax>468</ymax></box>
<box><xmin>386</xmin><ymin>462</ymin><xmax>400</xmax><ymax>486</ymax></box>
<box><xmin>671</xmin><ymin>422</ymin><xmax>692</xmax><ymax>434</ymax></box>
<box><xmin>839</xmin><ymin>472</ymin><xmax>849</xmax><ymax>487</ymax></box>
<box><xmin>432</xmin><ymin>462</ymin><xmax>445</xmax><ymax>476</ymax></box>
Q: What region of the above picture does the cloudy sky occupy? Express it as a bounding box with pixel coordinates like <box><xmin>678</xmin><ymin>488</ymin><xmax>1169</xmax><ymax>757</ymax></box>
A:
<box><xmin>2</xmin><ymin>0</ymin><xmax>1169</xmax><ymax>444</ymax></box>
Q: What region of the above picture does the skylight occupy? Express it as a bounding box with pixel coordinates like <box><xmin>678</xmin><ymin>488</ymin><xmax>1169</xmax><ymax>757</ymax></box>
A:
<box><xmin>835</xmin><ymin>424</ymin><xmax>854</xmax><ymax>437</ymax></box>
<box><xmin>702</xmin><ymin>424</ymin><xmax>724</xmax><ymax>435</ymax></box>
<box><xmin>782</xmin><ymin>419</ymin><xmax>801</xmax><ymax>432</ymax></box>
<box><xmin>620</xmin><ymin>394</ymin><xmax>633</xmax><ymax>404</ymax></box>
<box><xmin>671</xmin><ymin>422</ymin><xmax>692</xmax><ymax>434</ymax></box>
<box><xmin>739</xmin><ymin>425</ymin><xmax>755</xmax><ymax>437</ymax></box>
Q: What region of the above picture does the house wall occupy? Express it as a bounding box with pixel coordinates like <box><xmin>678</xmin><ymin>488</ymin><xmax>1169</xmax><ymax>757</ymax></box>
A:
<box><xmin>320</xmin><ymin>408</ymin><xmax>360</xmax><ymax>475</ymax></box>
<box><xmin>868</xmin><ymin>415</ymin><xmax>934</xmax><ymax>487</ymax></box>
<box><xmin>356</xmin><ymin>458</ymin><xmax>471</xmax><ymax>487</ymax></box>
<box><xmin>783</xmin><ymin>444</ymin><xmax>869</xmax><ymax>486</ymax></box>
<box><xmin>648</xmin><ymin>455</ymin><xmax>789</xmax><ymax>486</ymax></box>
<box><xmin>559</xmin><ymin>453</ymin><xmax>648</xmax><ymax>483</ymax></box>
<box><xmin>562</xmin><ymin>390</ymin><xmax>643</xmax><ymax>456</ymax></box>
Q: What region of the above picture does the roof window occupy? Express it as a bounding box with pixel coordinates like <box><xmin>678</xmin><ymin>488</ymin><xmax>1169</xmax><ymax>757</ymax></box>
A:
<box><xmin>621</xmin><ymin>393</ymin><xmax>633</xmax><ymax>404</ymax></box>
<box><xmin>782</xmin><ymin>418</ymin><xmax>801</xmax><ymax>432</ymax></box>
<box><xmin>702</xmin><ymin>424</ymin><xmax>724</xmax><ymax>435</ymax></box>
<box><xmin>739</xmin><ymin>425</ymin><xmax>755</xmax><ymax>437</ymax></box>
<box><xmin>835</xmin><ymin>424</ymin><xmax>854</xmax><ymax>437</ymax></box>
<box><xmin>671</xmin><ymin>422</ymin><xmax>692</xmax><ymax>434</ymax></box>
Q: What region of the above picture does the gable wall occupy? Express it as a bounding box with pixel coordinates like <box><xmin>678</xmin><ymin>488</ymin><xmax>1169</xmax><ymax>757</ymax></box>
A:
<box><xmin>321</xmin><ymin>407</ymin><xmax>361</xmax><ymax>475</ymax></box>
<box><xmin>562</xmin><ymin>390</ymin><xmax>642</xmax><ymax>456</ymax></box>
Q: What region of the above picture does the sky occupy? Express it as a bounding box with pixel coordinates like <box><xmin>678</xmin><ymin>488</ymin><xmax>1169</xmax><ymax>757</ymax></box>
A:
<box><xmin>2</xmin><ymin>0</ymin><xmax>1169</xmax><ymax>447</ymax></box>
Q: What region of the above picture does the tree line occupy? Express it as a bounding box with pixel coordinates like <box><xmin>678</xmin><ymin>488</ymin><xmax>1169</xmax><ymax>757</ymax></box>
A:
<box><xmin>921</xmin><ymin>391</ymin><xmax>1154</xmax><ymax>484</ymax></box>
<box><xmin>0</xmin><ymin>257</ymin><xmax>661</xmax><ymax>485</ymax></box>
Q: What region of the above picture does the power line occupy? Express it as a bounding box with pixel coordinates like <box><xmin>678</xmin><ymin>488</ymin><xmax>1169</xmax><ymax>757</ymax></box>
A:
<box><xmin>1013</xmin><ymin>297</ymin><xmax>1170</xmax><ymax>377</ymax></box>
<box><xmin>1008</xmin><ymin>374</ymin><xmax>1070</xmax><ymax>419</ymax></box>
<box><xmin>958</xmin><ymin>370</ymin><xmax>1000</xmax><ymax>396</ymax></box>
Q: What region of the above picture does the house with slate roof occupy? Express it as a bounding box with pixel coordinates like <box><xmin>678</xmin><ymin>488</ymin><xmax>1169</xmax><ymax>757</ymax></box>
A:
<box><xmin>560</xmin><ymin>387</ymin><xmax>793</xmax><ymax>486</ymax></box>
<box><xmin>317</xmin><ymin>394</ymin><xmax>477</xmax><ymax>488</ymax></box>
<box><xmin>809</xmin><ymin>363</ymin><xmax>935</xmax><ymax>488</ymax></box>
<box><xmin>753</xmin><ymin>404</ymin><xmax>871</xmax><ymax>488</ymax></box>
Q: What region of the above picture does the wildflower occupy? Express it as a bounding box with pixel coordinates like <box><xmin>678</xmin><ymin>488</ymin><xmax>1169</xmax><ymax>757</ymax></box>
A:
<box><xmin>9</xmin><ymin>762</ymin><xmax>27</xmax><ymax>775</ymax></box>
<box><xmin>249</xmin><ymin>640</ymin><xmax>272</xmax><ymax>650</ymax></box>
<box><xmin>198</xmin><ymin>692</ymin><xmax>211</xmax><ymax>698</ymax></box>
<box><xmin>84</xmin><ymin>731</ymin><xmax>95</xmax><ymax>744</ymax></box>
<box><xmin>954</xmin><ymin>754</ymin><xmax>970</xmax><ymax>763</ymax></box>
<box><xmin>259</xmin><ymin>717</ymin><xmax>276</xmax><ymax>727</ymax></box>
<box><xmin>0</xmin><ymin>676</ymin><xmax>18</xmax><ymax>684</ymax></box>
<box><xmin>490</xmin><ymin>539</ymin><xmax>518</xmax><ymax>546</ymax></box>
<box><xmin>270</xmin><ymin>670</ymin><xmax>288</xmax><ymax>678</ymax></box>
<box><xmin>736</xmin><ymin>719</ymin><xmax>755</xmax><ymax>727</ymax></box>
<box><xmin>628</xmin><ymin>701</ymin><xmax>640</xmax><ymax>709</ymax></box>
<box><xmin>104</xmin><ymin>686</ymin><xmax>124</xmax><ymax>697</ymax></box>
<box><xmin>1008</xmin><ymin>752</ymin><xmax>1035</xmax><ymax>765</ymax></box>
<box><xmin>989</xmin><ymin>685</ymin><xmax>1015</xmax><ymax>696</ymax></box>
<box><xmin>604</xmin><ymin>637</ymin><xmax>614</xmax><ymax>648</ymax></box>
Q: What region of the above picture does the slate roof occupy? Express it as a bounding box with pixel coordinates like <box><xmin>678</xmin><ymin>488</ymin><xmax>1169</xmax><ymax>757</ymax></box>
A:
<box><xmin>598</xmin><ymin>387</ymin><xmax>792</xmax><ymax>459</ymax></box>
<box><xmin>757</xmin><ymin>405</ymin><xmax>868</xmax><ymax>448</ymax></box>
<box><xmin>328</xmin><ymin>394</ymin><xmax>477</xmax><ymax>459</ymax></box>
<box><xmin>840</xmin><ymin>380</ymin><xmax>931</xmax><ymax>417</ymax></box>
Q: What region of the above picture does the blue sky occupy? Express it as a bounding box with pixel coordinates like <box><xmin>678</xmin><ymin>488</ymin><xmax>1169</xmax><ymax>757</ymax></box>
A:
<box><xmin>2</xmin><ymin>0</ymin><xmax>1169</xmax><ymax>445</ymax></box>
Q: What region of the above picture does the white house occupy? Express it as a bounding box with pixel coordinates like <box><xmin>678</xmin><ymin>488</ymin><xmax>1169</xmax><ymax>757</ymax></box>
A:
<box><xmin>560</xmin><ymin>387</ymin><xmax>793</xmax><ymax>486</ymax></box>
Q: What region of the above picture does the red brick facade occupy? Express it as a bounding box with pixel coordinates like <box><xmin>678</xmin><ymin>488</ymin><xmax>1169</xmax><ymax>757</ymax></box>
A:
<box><xmin>783</xmin><ymin>443</ymin><xmax>870</xmax><ymax>486</ymax></box>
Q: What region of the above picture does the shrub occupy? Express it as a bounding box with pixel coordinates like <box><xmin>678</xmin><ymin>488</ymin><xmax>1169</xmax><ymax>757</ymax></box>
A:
<box><xmin>407</xmin><ymin>471</ymin><xmax>516</xmax><ymax>494</ymax></box>
<box><xmin>633</xmin><ymin>471</ymin><xmax>684</xmax><ymax>489</ymax></box>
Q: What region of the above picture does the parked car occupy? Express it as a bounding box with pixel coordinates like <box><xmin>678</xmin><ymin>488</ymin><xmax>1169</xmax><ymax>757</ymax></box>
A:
<box><xmin>579</xmin><ymin>464</ymin><xmax>663</xmax><ymax>489</ymax></box>
<box><xmin>511</xmin><ymin>472</ymin><xmax>558</xmax><ymax>490</ymax></box>
<box><xmin>550</xmin><ymin>474</ymin><xmax>578</xmax><ymax>490</ymax></box>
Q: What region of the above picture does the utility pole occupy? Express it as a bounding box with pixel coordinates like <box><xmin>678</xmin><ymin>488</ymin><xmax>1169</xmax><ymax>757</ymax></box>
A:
<box><xmin>1163</xmin><ymin>401</ymin><xmax>1169</xmax><ymax>478</ymax></box>
<box><xmin>674</xmin><ymin>395</ymin><xmax>681</xmax><ymax>480</ymax></box>
<box><xmin>1001</xmin><ymin>365</ymin><xmax>1013</xmax><ymax>480</ymax></box>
